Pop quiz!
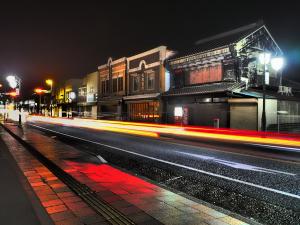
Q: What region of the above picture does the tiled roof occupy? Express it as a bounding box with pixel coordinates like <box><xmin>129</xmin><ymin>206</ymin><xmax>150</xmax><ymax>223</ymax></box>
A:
<box><xmin>170</xmin><ymin>21</ymin><xmax>264</xmax><ymax>60</ymax></box>
<box><xmin>164</xmin><ymin>82</ymin><xmax>244</xmax><ymax>97</ymax></box>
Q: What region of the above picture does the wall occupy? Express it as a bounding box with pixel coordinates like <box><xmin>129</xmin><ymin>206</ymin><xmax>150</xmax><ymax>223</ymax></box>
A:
<box><xmin>167</xmin><ymin>102</ymin><xmax>229</xmax><ymax>127</ymax></box>
<box><xmin>257</xmin><ymin>98</ymin><xmax>277</xmax><ymax>130</ymax></box>
<box><xmin>230</xmin><ymin>102</ymin><xmax>258</xmax><ymax>130</ymax></box>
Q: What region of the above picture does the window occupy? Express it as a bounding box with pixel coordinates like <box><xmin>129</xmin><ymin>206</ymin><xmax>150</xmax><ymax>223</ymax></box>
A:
<box><xmin>112</xmin><ymin>78</ymin><xmax>118</xmax><ymax>92</ymax></box>
<box><xmin>118</xmin><ymin>77</ymin><xmax>123</xmax><ymax>92</ymax></box>
<box><xmin>132</xmin><ymin>75</ymin><xmax>139</xmax><ymax>92</ymax></box>
<box><xmin>101</xmin><ymin>78</ymin><xmax>109</xmax><ymax>94</ymax></box>
<box><xmin>101</xmin><ymin>80</ymin><xmax>106</xmax><ymax>94</ymax></box>
<box><xmin>105</xmin><ymin>80</ymin><xmax>109</xmax><ymax>93</ymax></box>
<box><xmin>145</xmin><ymin>71</ymin><xmax>155</xmax><ymax>90</ymax></box>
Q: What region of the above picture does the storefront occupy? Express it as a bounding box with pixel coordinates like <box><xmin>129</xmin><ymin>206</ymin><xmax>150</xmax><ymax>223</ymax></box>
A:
<box><xmin>127</xmin><ymin>100</ymin><xmax>160</xmax><ymax>122</ymax></box>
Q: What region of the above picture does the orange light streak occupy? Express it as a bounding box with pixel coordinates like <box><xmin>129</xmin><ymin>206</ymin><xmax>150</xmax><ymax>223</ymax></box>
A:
<box><xmin>27</xmin><ymin>116</ymin><xmax>300</xmax><ymax>148</ymax></box>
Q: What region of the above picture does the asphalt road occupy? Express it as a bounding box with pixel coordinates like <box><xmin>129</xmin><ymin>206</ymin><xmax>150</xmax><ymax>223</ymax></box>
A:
<box><xmin>27</xmin><ymin>121</ymin><xmax>300</xmax><ymax>225</ymax></box>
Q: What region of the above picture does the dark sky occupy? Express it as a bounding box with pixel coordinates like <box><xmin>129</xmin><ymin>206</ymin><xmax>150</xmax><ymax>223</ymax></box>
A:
<box><xmin>0</xmin><ymin>0</ymin><xmax>299</xmax><ymax>97</ymax></box>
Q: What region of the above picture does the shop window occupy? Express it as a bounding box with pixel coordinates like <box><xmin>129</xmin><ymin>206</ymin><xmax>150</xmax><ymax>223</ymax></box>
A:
<box><xmin>118</xmin><ymin>77</ymin><xmax>123</xmax><ymax>92</ymax></box>
<box><xmin>112</xmin><ymin>78</ymin><xmax>118</xmax><ymax>92</ymax></box>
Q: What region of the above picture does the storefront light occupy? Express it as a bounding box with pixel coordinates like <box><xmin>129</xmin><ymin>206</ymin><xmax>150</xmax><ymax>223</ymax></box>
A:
<box><xmin>174</xmin><ymin>106</ymin><xmax>183</xmax><ymax>117</ymax></box>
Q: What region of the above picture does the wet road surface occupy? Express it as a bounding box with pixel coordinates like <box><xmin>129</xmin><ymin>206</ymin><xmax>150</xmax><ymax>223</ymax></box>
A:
<box><xmin>27</xmin><ymin>121</ymin><xmax>300</xmax><ymax>224</ymax></box>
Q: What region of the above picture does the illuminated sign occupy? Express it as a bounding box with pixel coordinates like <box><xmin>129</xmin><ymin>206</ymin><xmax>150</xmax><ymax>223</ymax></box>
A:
<box><xmin>174</xmin><ymin>107</ymin><xmax>183</xmax><ymax>117</ymax></box>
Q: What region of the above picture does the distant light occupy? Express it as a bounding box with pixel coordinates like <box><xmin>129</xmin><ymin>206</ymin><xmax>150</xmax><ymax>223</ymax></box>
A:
<box><xmin>8</xmin><ymin>91</ymin><xmax>17</xmax><ymax>97</ymax></box>
<box><xmin>6</xmin><ymin>75</ymin><xmax>18</xmax><ymax>88</ymax></box>
<box><xmin>174</xmin><ymin>106</ymin><xmax>183</xmax><ymax>117</ymax></box>
<box><xmin>34</xmin><ymin>88</ymin><xmax>43</xmax><ymax>94</ymax></box>
<box><xmin>69</xmin><ymin>92</ymin><xmax>76</xmax><ymax>100</ymax></box>
<box><xmin>259</xmin><ymin>53</ymin><xmax>271</xmax><ymax>65</ymax></box>
<box><xmin>46</xmin><ymin>79</ymin><xmax>53</xmax><ymax>86</ymax></box>
<box><xmin>271</xmin><ymin>57</ymin><xmax>284</xmax><ymax>71</ymax></box>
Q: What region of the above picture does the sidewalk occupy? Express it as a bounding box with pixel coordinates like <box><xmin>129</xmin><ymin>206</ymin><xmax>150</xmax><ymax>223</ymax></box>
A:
<box><xmin>0</xmin><ymin>129</ymin><xmax>53</xmax><ymax>225</ymax></box>
<box><xmin>2</xmin><ymin>123</ymin><xmax>252</xmax><ymax>225</ymax></box>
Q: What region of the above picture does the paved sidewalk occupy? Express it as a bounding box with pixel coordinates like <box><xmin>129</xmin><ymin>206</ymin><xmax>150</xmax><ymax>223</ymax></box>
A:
<box><xmin>0</xmin><ymin>129</ymin><xmax>53</xmax><ymax>225</ymax></box>
<box><xmin>3</xmin><ymin>123</ymin><xmax>252</xmax><ymax>225</ymax></box>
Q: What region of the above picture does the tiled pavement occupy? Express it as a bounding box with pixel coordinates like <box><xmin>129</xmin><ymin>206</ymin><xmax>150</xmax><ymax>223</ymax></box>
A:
<box><xmin>2</xmin><ymin>123</ymin><xmax>253</xmax><ymax>225</ymax></box>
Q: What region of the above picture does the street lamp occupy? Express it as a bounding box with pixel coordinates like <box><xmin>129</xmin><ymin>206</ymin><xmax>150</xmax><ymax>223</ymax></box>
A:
<box><xmin>259</xmin><ymin>53</ymin><xmax>284</xmax><ymax>131</ymax></box>
<box><xmin>6</xmin><ymin>75</ymin><xmax>18</xmax><ymax>88</ymax></box>
<box><xmin>34</xmin><ymin>88</ymin><xmax>45</xmax><ymax>115</ymax></box>
<box><xmin>45</xmin><ymin>79</ymin><xmax>53</xmax><ymax>116</ymax></box>
<box><xmin>46</xmin><ymin>79</ymin><xmax>53</xmax><ymax>91</ymax></box>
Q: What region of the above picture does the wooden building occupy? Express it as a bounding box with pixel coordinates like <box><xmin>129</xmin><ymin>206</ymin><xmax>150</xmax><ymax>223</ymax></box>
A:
<box><xmin>165</xmin><ymin>21</ymin><xmax>299</xmax><ymax>131</ymax></box>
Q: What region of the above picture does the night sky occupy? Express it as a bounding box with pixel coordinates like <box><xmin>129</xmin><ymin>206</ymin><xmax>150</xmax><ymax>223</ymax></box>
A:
<box><xmin>0</xmin><ymin>0</ymin><xmax>299</xmax><ymax>97</ymax></box>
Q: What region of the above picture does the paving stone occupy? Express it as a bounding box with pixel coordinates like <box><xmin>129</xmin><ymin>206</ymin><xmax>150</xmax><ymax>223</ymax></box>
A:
<box><xmin>50</xmin><ymin>211</ymin><xmax>76</xmax><ymax>222</ymax></box>
<box><xmin>54</xmin><ymin>217</ymin><xmax>84</xmax><ymax>225</ymax></box>
<box><xmin>60</xmin><ymin>196</ymin><xmax>82</xmax><ymax>204</ymax></box>
<box><xmin>46</xmin><ymin>204</ymin><xmax>68</xmax><ymax>214</ymax></box>
<box><xmin>72</xmin><ymin>207</ymin><xmax>96</xmax><ymax>217</ymax></box>
<box><xmin>57</xmin><ymin>192</ymin><xmax>76</xmax><ymax>198</ymax></box>
<box><xmin>79</xmin><ymin>215</ymin><xmax>107</xmax><ymax>224</ymax></box>
<box><xmin>42</xmin><ymin>199</ymin><xmax>64</xmax><ymax>207</ymax></box>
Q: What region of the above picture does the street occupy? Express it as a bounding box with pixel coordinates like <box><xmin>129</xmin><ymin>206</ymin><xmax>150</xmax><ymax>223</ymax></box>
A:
<box><xmin>26</xmin><ymin>119</ymin><xmax>300</xmax><ymax>225</ymax></box>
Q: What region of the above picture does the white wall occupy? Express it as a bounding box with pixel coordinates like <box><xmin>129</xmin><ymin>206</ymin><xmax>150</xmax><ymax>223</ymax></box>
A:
<box><xmin>257</xmin><ymin>99</ymin><xmax>277</xmax><ymax>130</ymax></box>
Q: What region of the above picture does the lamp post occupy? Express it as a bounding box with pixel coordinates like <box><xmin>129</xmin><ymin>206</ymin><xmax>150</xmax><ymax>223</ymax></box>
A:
<box><xmin>259</xmin><ymin>53</ymin><xmax>284</xmax><ymax>131</ymax></box>
<box><xmin>46</xmin><ymin>79</ymin><xmax>53</xmax><ymax>116</ymax></box>
<box><xmin>34</xmin><ymin>88</ymin><xmax>44</xmax><ymax>114</ymax></box>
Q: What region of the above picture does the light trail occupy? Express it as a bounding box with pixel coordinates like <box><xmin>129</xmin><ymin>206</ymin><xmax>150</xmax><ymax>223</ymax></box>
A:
<box><xmin>28</xmin><ymin>123</ymin><xmax>300</xmax><ymax>200</ymax></box>
<box><xmin>27</xmin><ymin>116</ymin><xmax>300</xmax><ymax>148</ymax></box>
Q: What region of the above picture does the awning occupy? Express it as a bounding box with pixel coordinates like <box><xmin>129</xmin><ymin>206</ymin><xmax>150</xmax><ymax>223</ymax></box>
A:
<box><xmin>123</xmin><ymin>93</ymin><xmax>160</xmax><ymax>101</ymax></box>
<box><xmin>163</xmin><ymin>82</ymin><xmax>244</xmax><ymax>97</ymax></box>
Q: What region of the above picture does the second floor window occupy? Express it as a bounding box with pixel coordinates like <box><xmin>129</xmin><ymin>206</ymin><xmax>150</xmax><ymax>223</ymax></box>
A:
<box><xmin>118</xmin><ymin>77</ymin><xmax>123</xmax><ymax>92</ymax></box>
<box><xmin>112</xmin><ymin>78</ymin><xmax>118</xmax><ymax>93</ymax></box>
<box><xmin>132</xmin><ymin>75</ymin><xmax>139</xmax><ymax>92</ymax></box>
<box><xmin>145</xmin><ymin>72</ymin><xmax>155</xmax><ymax>90</ymax></box>
<box><xmin>101</xmin><ymin>79</ymin><xmax>109</xmax><ymax>94</ymax></box>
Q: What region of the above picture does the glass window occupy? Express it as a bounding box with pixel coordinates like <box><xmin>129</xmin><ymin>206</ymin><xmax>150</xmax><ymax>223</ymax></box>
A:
<box><xmin>146</xmin><ymin>72</ymin><xmax>155</xmax><ymax>90</ymax></box>
<box><xmin>101</xmin><ymin>81</ymin><xmax>106</xmax><ymax>94</ymax></box>
<box><xmin>118</xmin><ymin>77</ymin><xmax>123</xmax><ymax>92</ymax></box>
<box><xmin>132</xmin><ymin>75</ymin><xmax>139</xmax><ymax>92</ymax></box>
<box><xmin>112</xmin><ymin>78</ymin><xmax>118</xmax><ymax>92</ymax></box>
<box><xmin>105</xmin><ymin>80</ymin><xmax>109</xmax><ymax>93</ymax></box>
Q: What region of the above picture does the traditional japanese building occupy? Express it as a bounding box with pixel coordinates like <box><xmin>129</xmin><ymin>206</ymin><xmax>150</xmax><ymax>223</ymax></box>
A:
<box><xmin>97</xmin><ymin>57</ymin><xmax>127</xmax><ymax>120</ymax></box>
<box><xmin>165</xmin><ymin>21</ymin><xmax>300</xmax><ymax>131</ymax></box>
<box><xmin>78</xmin><ymin>71</ymin><xmax>98</xmax><ymax>119</ymax></box>
<box><xmin>124</xmin><ymin>46</ymin><xmax>174</xmax><ymax>122</ymax></box>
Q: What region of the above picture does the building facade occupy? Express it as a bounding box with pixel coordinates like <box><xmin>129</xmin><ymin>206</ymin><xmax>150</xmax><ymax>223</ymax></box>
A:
<box><xmin>165</xmin><ymin>21</ymin><xmax>299</xmax><ymax>131</ymax></box>
<box><xmin>53</xmin><ymin>79</ymin><xmax>82</xmax><ymax>118</ymax></box>
<box><xmin>97</xmin><ymin>57</ymin><xmax>127</xmax><ymax>120</ymax></box>
<box><xmin>78</xmin><ymin>71</ymin><xmax>98</xmax><ymax>119</ymax></box>
<box><xmin>124</xmin><ymin>46</ymin><xmax>174</xmax><ymax>122</ymax></box>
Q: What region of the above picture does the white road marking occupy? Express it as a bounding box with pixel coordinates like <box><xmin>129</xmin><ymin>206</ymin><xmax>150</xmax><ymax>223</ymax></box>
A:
<box><xmin>29</xmin><ymin>123</ymin><xmax>300</xmax><ymax>200</ymax></box>
<box><xmin>247</xmin><ymin>143</ymin><xmax>300</xmax><ymax>153</ymax></box>
<box><xmin>97</xmin><ymin>155</ymin><xmax>108</xmax><ymax>163</ymax></box>
<box><xmin>175</xmin><ymin>151</ymin><xmax>296</xmax><ymax>176</ymax></box>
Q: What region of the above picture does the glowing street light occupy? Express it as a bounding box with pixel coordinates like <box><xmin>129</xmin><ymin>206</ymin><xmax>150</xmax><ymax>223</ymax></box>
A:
<box><xmin>34</xmin><ymin>88</ymin><xmax>47</xmax><ymax>114</ymax></box>
<box><xmin>45</xmin><ymin>79</ymin><xmax>53</xmax><ymax>91</ymax></box>
<box><xmin>6</xmin><ymin>75</ymin><xmax>18</xmax><ymax>89</ymax></box>
<box><xmin>271</xmin><ymin>57</ymin><xmax>284</xmax><ymax>71</ymax></box>
<box><xmin>45</xmin><ymin>79</ymin><xmax>54</xmax><ymax>116</ymax></box>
